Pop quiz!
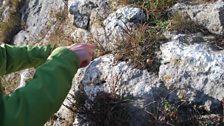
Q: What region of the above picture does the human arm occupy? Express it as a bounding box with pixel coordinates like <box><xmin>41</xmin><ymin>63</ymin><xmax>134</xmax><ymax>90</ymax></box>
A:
<box><xmin>0</xmin><ymin>44</ymin><xmax>55</xmax><ymax>75</ymax></box>
<box><xmin>1</xmin><ymin>44</ymin><xmax>95</xmax><ymax>126</ymax></box>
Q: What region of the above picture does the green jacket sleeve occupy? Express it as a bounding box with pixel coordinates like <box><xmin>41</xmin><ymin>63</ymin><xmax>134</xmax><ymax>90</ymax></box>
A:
<box><xmin>0</xmin><ymin>44</ymin><xmax>55</xmax><ymax>75</ymax></box>
<box><xmin>1</xmin><ymin>47</ymin><xmax>80</xmax><ymax>126</ymax></box>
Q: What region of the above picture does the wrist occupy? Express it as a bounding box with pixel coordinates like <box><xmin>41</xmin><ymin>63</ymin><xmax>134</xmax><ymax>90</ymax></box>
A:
<box><xmin>48</xmin><ymin>47</ymin><xmax>80</xmax><ymax>68</ymax></box>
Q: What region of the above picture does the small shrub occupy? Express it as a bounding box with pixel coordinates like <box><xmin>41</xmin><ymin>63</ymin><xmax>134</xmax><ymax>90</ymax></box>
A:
<box><xmin>47</xmin><ymin>8</ymin><xmax>75</xmax><ymax>46</ymax></box>
<box><xmin>109</xmin><ymin>0</ymin><xmax>178</xmax><ymax>73</ymax></box>
<box><xmin>113</xmin><ymin>23</ymin><xmax>167</xmax><ymax>73</ymax></box>
<box><xmin>69</xmin><ymin>91</ymin><xmax>132</xmax><ymax>126</ymax></box>
<box><xmin>144</xmin><ymin>96</ymin><xmax>223</xmax><ymax>126</ymax></box>
<box><xmin>130</xmin><ymin>0</ymin><xmax>177</xmax><ymax>22</ymax></box>
<box><xmin>212</xmin><ymin>36</ymin><xmax>224</xmax><ymax>50</ymax></box>
<box><xmin>168</xmin><ymin>12</ymin><xmax>200</xmax><ymax>34</ymax></box>
<box><xmin>68</xmin><ymin>90</ymin><xmax>224</xmax><ymax>126</ymax></box>
<box><xmin>164</xmin><ymin>101</ymin><xmax>200</xmax><ymax>126</ymax></box>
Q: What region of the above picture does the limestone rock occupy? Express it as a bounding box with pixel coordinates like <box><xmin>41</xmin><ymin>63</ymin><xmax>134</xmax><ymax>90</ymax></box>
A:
<box><xmin>170</xmin><ymin>0</ymin><xmax>224</xmax><ymax>35</ymax></box>
<box><xmin>74</xmin><ymin>54</ymin><xmax>160</xmax><ymax>98</ymax></box>
<box><xmin>0</xmin><ymin>3</ymin><xmax>10</xmax><ymax>22</ymax></box>
<box><xmin>68</xmin><ymin>0</ymin><xmax>146</xmax><ymax>51</ymax></box>
<box><xmin>50</xmin><ymin>93</ymin><xmax>76</xmax><ymax>126</ymax></box>
<box><xmin>159</xmin><ymin>34</ymin><xmax>223</xmax><ymax>111</ymax></box>
<box><xmin>91</xmin><ymin>7</ymin><xmax>146</xmax><ymax>51</ymax></box>
<box><xmin>72</xmin><ymin>54</ymin><xmax>164</xmax><ymax>126</ymax></box>
<box><xmin>70</xmin><ymin>28</ymin><xmax>92</xmax><ymax>43</ymax></box>
<box><xmin>2</xmin><ymin>0</ymin><xmax>224</xmax><ymax>125</ymax></box>
<box><xmin>13</xmin><ymin>0</ymin><xmax>65</xmax><ymax>45</ymax></box>
<box><xmin>69</xmin><ymin>0</ymin><xmax>110</xmax><ymax>29</ymax></box>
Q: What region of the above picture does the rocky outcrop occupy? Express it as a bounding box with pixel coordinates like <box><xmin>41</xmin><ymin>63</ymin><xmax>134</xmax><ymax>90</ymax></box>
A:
<box><xmin>68</xmin><ymin>33</ymin><xmax>224</xmax><ymax>125</ymax></box>
<box><xmin>170</xmin><ymin>0</ymin><xmax>224</xmax><ymax>35</ymax></box>
<box><xmin>69</xmin><ymin>0</ymin><xmax>110</xmax><ymax>29</ymax></box>
<box><xmin>1</xmin><ymin>0</ymin><xmax>224</xmax><ymax>125</ymax></box>
<box><xmin>69</xmin><ymin>0</ymin><xmax>146</xmax><ymax>51</ymax></box>
<box><xmin>71</xmin><ymin>55</ymin><xmax>164</xmax><ymax>126</ymax></box>
<box><xmin>14</xmin><ymin>0</ymin><xmax>66</xmax><ymax>45</ymax></box>
<box><xmin>94</xmin><ymin>7</ymin><xmax>146</xmax><ymax>51</ymax></box>
<box><xmin>36</xmin><ymin>0</ymin><xmax>224</xmax><ymax>125</ymax></box>
<box><xmin>73</xmin><ymin>54</ymin><xmax>160</xmax><ymax>98</ymax></box>
<box><xmin>160</xmin><ymin>34</ymin><xmax>223</xmax><ymax>111</ymax></box>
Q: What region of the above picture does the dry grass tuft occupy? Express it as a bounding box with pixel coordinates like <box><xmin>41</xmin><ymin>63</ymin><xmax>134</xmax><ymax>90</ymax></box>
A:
<box><xmin>112</xmin><ymin>23</ymin><xmax>166</xmax><ymax>73</ymax></box>
<box><xmin>108</xmin><ymin>0</ymin><xmax>178</xmax><ymax>73</ymax></box>
<box><xmin>64</xmin><ymin>89</ymin><xmax>224</xmax><ymax>126</ymax></box>
<box><xmin>168</xmin><ymin>12</ymin><xmax>202</xmax><ymax>34</ymax></box>
<box><xmin>146</xmin><ymin>98</ymin><xmax>199</xmax><ymax>125</ymax></box>
<box><xmin>47</xmin><ymin>7</ymin><xmax>75</xmax><ymax>46</ymax></box>
<box><xmin>130</xmin><ymin>0</ymin><xmax>177</xmax><ymax>22</ymax></box>
<box><xmin>62</xmin><ymin>91</ymin><xmax>133</xmax><ymax>126</ymax></box>
<box><xmin>76</xmin><ymin>92</ymin><xmax>131</xmax><ymax>126</ymax></box>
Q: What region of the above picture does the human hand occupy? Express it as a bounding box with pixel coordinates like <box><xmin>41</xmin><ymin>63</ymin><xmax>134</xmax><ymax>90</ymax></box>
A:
<box><xmin>66</xmin><ymin>44</ymin><xmax>96</xmax><ymax>68</ymax></box>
